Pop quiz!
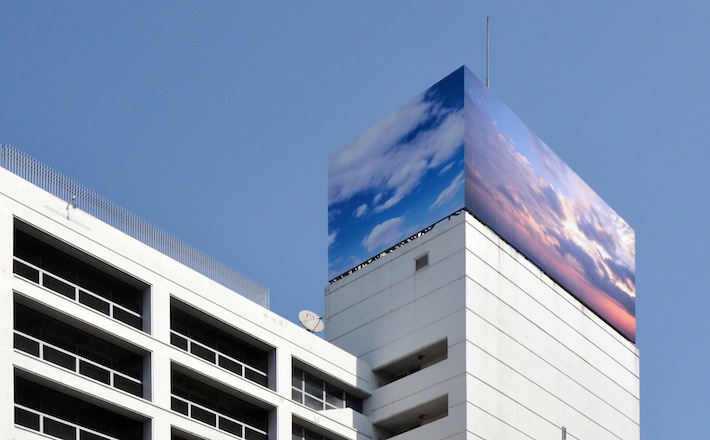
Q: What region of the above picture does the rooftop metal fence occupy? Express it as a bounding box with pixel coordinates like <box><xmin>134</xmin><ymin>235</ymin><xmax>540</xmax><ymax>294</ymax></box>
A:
<box><xmin>0</xmin><ymin>144</ymin><xmax>269</xmax><ymax>308</ymax></box>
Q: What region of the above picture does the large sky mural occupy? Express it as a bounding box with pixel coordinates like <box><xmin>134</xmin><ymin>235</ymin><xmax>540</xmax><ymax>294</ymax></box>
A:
<box><xmin>462</xmin><ymin>68</ymin><xmax>635</xmax><ymax>341</ymax></box>
<box><xmin>328</xmin><ymin>66</ymin><xmax>636</xmax><ymax>342</ymax></box>
<box><xmin>328</xmin><ymin>68</ymin><xmax>466</xmax><ymax>280</ymax></box>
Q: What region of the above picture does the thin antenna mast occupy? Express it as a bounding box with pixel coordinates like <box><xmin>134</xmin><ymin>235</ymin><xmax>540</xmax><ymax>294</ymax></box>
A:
<box><xmin>486</xmin><ymin>16</ymin><xmax>490</xmax><ymax>88</ymax></box>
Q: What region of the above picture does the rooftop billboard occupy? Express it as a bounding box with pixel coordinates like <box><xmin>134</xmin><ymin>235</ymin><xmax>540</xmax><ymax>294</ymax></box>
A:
<box><xmin>328</xmin><ymin>68</ymin><xmax>466</xmax><ymax>281</ymax></box>
<box><xmin>328</xmin><ymin>66</ymin><xmax>636</xmax><ymax>342</ymax></box>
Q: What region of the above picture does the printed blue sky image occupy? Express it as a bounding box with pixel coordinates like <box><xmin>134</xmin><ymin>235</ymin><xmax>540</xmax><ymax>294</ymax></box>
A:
<box><xmin>328</xmin><ymin>68</ymin><xmax>466</xmax><ymax>280</ymax></box>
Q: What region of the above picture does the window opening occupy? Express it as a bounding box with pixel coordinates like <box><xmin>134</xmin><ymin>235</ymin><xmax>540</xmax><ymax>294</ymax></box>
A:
<box><xmin>293</xmin><ymin>424</ymin><xmax>338</xmax><ymax>440</ymax></box>
<box><xmin>171</xmin><ymin>369</ymin><xmax>268</xmax><ymax>440</ymax></box>
<box><xmin>374</xmin><ymin>338</ymin><xmax>447</xmax><ymax>387</ymax></box>
<box><xmin>373</xmin><ymin>394</ymin><xmax>448</xmax><ymax>439</ymax></box>
<box><xmin>291</xmin><ymin>366</ymin><xmax>362</xmax><ymax>413</ymax></box>
<box><xmin>13</xmin><ymin>227</ymin><xmax>147</xmax><ymax>330</ymax></box>
<box><xmin>415</xmin><ymin>253</ymin><xmax>429</xmax><ymax>271</ymax></box>
<box><xmin>14</xmin><ymin>302</ymin><xmax>144</xmax><ymax>397</ymax></box>
<box><xmin>172</xmin><ymin>430</ymin><xmax>207</xmax><ymax>440</ymax></box>
<box><xmin>170</xmin><ymin>305</ymin><xmax>269</xmax><ymax>387</ymax></box>
<box><xmin>15</xmin><ymin>376</ymin><xmax>143</xmax><ymax>440</ymax></box>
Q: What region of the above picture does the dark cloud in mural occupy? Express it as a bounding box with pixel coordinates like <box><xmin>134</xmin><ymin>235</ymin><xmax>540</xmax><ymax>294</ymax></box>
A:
<box><xmin>496</xmin><ymin>184</ymin><xmax>524</xmax><ymax>212</ymax></box>
<box><xmin>578</xmin><ymin>213</ymin><xmax>618</xmax><ymax>256</ymax></box>
<box><xmin>541</xmin><ymin>185</ymin><xmax>566</xmax><ymax>220</ymax></box>
<box><xmin>462</xmin><ymin>68</ymin><xmax>635</xmax><ymax>341</ymax></box>
<box><xmin>555</xmin><ymin>234</ymin><xmax>635</xmax><ymax>314</ymax></box>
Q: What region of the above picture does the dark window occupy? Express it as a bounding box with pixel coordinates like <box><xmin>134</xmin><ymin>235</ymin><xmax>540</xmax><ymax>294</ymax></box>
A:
<box><xmin>170</xmin><ymin>332</ymin><xmax>189</xmax><ymax>350</ymax></box>
<box><xmin>293</xmin><ymin>424</ymin><xmax>336</xmax><ymax>440</ymax></box>
<box><xmin>13</xmin><ymin>333</ymin><xmax>39</xmax><ymax>356</ymax></box>
<box><xmin>292</xmin><ymin>389</ymin><xmax>303</xmax><ymax>402</ymax></box>
<box><xmin>171</xmin><ymin>370</ymin><xmax>268</xmax><ymax>435</ymax></box>
<box><xmin>14</xmin><ymin>303</ymin><xmax>144</xmax><ymax>396</ymax></box>
<box><xmin>192</xmin><ymin>406</ymin><xmax>217</xmax><ymax>426</ymax></box>
<box><xmin>114</xmin><ymin>375</ymin><xmax>143</xmax><ymax>396</ymax></box>
<box><xmin>246</xmin><ymin>429</ymin><xmax>268</xmax><ymax>440</ymax></box>
<box><xmin>305</xmin><ymin>372</ymin><xmax>323</xmax><ymax>398</ymax></box>
<box><xmin>219</xmin><ymin>417</ymin><xmax>243</xmax><ymax>437</ymax></box>
<box><xmin>13</xmin><ymin>259</ymin><xmax>39</xmax><ymax>283</ymax></box>
<box><xmin>171</xmin><ymin>397</ymin><xmax>189</xmax><ymax>415</ymax></box>
<box><xmin>112</xmin><ymin>307</ymin><xmax>142</xmax><ymax>329</ymax></box>
<box><xmin>15</xmin><ymin>377</ymin><xmax>143</xmax><ymax>440</ymax></box>
<box><xmin>292</xmin><ymin>366</ymin><xmax>363</xmax><ymax>413</ymax></box>
<box><xmin>15</xmin><ymin>406</ymin><xmax>40</xmax><ymax>430</ymax></box>
<box><xmin>325</xmin><ymin>382</ymin><xmax>344</xmax><ymax>408</ymax></box>
<box><xmin>82</xmin><ymin>431</ymin><xmax>114</xmax><ymax>440</ymax></box>
<box><xmin>44</xmin><ymin>346</ymin><xmax>76</xmax><ymax>370</ymax></box>
<box><xmin>13</xmin><ymin>229</ymin><xmax>145</xmax><ymax>329</ymax></box>
<box><xmin>43</xmin><ymin>274</ymin><xmax>75</xmax><ymax>299</ymax></box>
<box><xmin>172</xmin><ymin>433</ymin><xmax>205</xmax><ymax>440</ymax></box>
<box><xmin>44</xmin><ymin>418</ymin><xmax>76</xmax><ymax>440</ymax></box>
<box><xmin>171</xmin><ymin>307</ymin><xmax>268</xmax><ymax>386</ymax></box>
<box><xmin>218</xmin><ymin>356</ymin><xmax>244</xmax><ymax>376</ymax></box>
<box><xmin>79</xmin><ymin>290</ymin><xmax>110</xmax><ymax>315</ymax></box>
<box><xmin>191</xmin><ymin>343</ymin><xmax>216</xmax><ymax>363</ymax></box>
<box><xmin>79</xmin><ymin>361</ymin><xmax>111</xmax><ymax>384</ymax></box>
<box><xmin>346</xmin><ymin>393</ymin><xmax>363</xmax><ymax>413</ymax></box>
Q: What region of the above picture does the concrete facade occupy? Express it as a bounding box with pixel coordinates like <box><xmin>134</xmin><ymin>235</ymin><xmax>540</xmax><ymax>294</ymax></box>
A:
<box><xmin>326</xmin><ymin>213</ymin><xmax>639</xmax><ymax>439</ymax></box>
<box><xmin>1</xmin><ymin>143</ymin><xmax>638</xmax><ymax>440</ymax></box>
<box><xmin>0</xmin><ymin>165</ymin><xmax>372</xmax><ymax>440</ymax></box>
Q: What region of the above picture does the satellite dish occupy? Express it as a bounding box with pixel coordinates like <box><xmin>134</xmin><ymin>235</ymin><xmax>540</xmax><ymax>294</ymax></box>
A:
<box><xmin>298</xmin><ymin>310</ymin><xmax>325</xmax><ymax>333</ymax></box>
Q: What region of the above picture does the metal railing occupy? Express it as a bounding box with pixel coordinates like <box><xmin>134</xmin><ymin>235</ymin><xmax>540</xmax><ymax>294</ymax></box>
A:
<box><xmin>14</xmin><ymin>257</ymin><xmax>143</xmax><ymax>330</ymax></box>
<box><xmin>14</xmin><ymin>330</ymin><xmax>143</xmax><ymax>397</ymax></box>
<box><xmin>329</xmin><ymin>209</ymin><xmax>464</xmax><ymax>283</ymax></box>
<box><xmin>170</xmin><ymin>330</ymin><xmax>268</xmax><ymax>387</ymax></box>
<box><xmin>171</xmin><ymin>394</ymin><xmax>267</xmax><ymax>440</ymax></box>
<box><xmin>1</xmin><ymin>144</ymin><xmax>269</xmax><ymax>308</ymax></box>
<box><xmin>15</xmin><ymin>404</ymin><xmax>120</xmax><ymax>440</ymax></box>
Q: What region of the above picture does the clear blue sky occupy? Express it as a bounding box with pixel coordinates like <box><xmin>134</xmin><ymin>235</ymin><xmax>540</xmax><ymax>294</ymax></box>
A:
<box><xmin>2</xmin><ymin>2</ymin><xmax>707</xmax><ymax>438</ymax></box>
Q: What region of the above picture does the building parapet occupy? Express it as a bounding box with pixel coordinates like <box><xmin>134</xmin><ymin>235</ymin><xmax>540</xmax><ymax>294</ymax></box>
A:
<box><xmin>0</xmin><ymin>144</ymin><xmax>269</xmax><ymax>308</ymax></box>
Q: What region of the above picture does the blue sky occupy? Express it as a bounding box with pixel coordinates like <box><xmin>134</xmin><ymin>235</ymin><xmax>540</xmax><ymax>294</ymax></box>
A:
<box><xmin>2</xmin><ymin>2</ymin><xmax>709</xmax><ymax>438</ymax></box>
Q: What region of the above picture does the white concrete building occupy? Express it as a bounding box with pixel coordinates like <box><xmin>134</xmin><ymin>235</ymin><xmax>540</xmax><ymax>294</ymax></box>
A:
<box><xmin>0</xmin><ymin>66</ymin><xmax>638</xmax><ymax>440</ymax></box>
<box><xmin>325</xmin><ymin>212</ymin><xmax>640</xmax><ymax>439</ymax></box>
<box><xmin>325</xmin><ymin>66</ymin><xmax>639</xmax><ymax>439</ymax></box>
<box><xmin>0</xmin><ymin>145</ymin><xmax>371</xmax><ymax>440</ymax></box>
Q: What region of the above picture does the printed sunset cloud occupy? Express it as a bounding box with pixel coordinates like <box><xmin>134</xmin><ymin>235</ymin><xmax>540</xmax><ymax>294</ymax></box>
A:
<box><xmin>463</xmin><ymin>69</ymin><xmax>635</xmax><ymax>341</ymax></box>
<box><xmin>328</xmin><ymin>66</ymin><xmax>635</xmax><ymax>341</ymax></box>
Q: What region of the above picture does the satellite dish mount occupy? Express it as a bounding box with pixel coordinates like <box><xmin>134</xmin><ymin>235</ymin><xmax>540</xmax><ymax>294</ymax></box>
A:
<box><xmin>298</xmin><ymin>310</ymin><xmax>325</xmax><ymax>333</ymax></box>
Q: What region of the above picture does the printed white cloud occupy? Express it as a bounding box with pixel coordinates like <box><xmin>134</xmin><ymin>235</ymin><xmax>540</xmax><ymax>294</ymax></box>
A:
<box><xmin>438</xmin><ymin>162</ymin><xmax>454</xmax><ymax>175</ymax></box>
<box><xmin>361</xmin><ymin>217</ymin><xmax>405</xmax><ymax>252</ymax></box>
<box><xmin>327</xmin><ymin>229</ymin><xmax>339</xmax><ymax>248</ymax></box>
<box><xmin>430</xmin><ymin>170</ymin><xmax>464</xmax><ymax>211</ymax></box>
<box><xmin>374</xmin><ymin>158</ymin><xmax>428</xmax><ymax>212</ymax></box>
<box><xmin>354</xmin><ymin>204</ymin><xmax>368</xmax><ymax>218</ymax></box>
<box><xmin>373</xmin><ymin>108</ymin><xmax>464</xmax><ymax>213</ymax></box>
<box><xmin>329</xmin><ymin>92</ymin><xmax>464</xmax><ymax>215</ymax></box>
<box><xmin>329</xmin><ymin>95</ymin><xmax>431</xmax><ymax>201</ymax></box>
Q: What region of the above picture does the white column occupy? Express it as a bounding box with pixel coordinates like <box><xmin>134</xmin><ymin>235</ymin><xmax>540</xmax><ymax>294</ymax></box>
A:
<box><xmin>272</xmin><ymin>346</ymin><xmax>293</xmax><ymax>439</ymax></box>
<box><xmin>0</xmin><ymin>200</ymin><xmax>16</xmax><ymax>435</ymax></box>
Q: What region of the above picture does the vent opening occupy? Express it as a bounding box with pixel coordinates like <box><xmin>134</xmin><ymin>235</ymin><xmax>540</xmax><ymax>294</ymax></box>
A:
<box><xmin>415</xmin><ymin>254</ymin><xmax>429</xmax><ymax>271</ymax></box>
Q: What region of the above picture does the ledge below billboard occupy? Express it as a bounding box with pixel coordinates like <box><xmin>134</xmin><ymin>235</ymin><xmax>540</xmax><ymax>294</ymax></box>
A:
<box><xmin>328</xmin><ymin>66</ymin><xmax>636</xmax><ymax>342</ymax></box>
